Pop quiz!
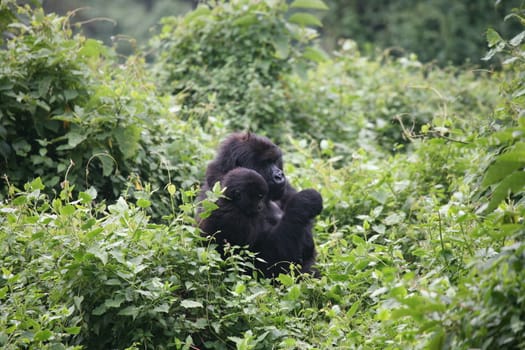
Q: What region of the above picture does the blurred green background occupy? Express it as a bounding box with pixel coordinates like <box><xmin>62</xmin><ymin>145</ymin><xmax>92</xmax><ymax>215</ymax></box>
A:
<box><xmin>42</xmin><ymin>0</ymin><xmax>520</xmax><ymax>66</ymax></box>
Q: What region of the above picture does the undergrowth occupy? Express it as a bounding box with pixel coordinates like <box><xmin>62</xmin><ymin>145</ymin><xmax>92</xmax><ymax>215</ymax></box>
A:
<box><xmin>1</xmin><ymin>1</ymin><xmax>524</xmax><ymax>349</ymax></box>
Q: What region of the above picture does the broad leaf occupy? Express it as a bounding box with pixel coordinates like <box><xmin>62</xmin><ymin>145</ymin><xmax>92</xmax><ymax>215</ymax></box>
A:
<box><xmin>290</xmin><ymin>0</ymin><xmax>329</xmax><ymax>10</ymax></box>
<box><xmin>181</xmin><ymin>300</ymin><xmax>203</xmax><ymax>309</ymax></box>
<box><xmin>486</xmin><ymin>171</ymin><xmax>525</xmax><ymax>212</ymax></box>
<box><xmin>288</xmin><ymin>13</ymin><xmax>323</xmax><ymax>27</ymax></box>
<box><xmin>303</xmin><ymin>46</ymin><xmax>329</xmax><ymax>62</ymax></box>
<box><xmin>486</xmin><ymin>28</ymin><xmax>503</xmax><ymax>47</ymax></box>
<box><xmin>482</xmin><ymin>143</ymin><xmax>525</xmax><ymax>188</ymax></box>
<box><xmin>114</xmin><ymin>125</ymin><xmax>140</xmax><ymax>160</ymax></box>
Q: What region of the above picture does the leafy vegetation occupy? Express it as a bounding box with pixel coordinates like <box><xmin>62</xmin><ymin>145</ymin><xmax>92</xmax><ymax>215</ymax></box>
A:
<box><xmin>322</xmin><ymin>0</ymin><xmax>521</xmax><ymax>66</ymax></box>
<box><xmin>151</xmin><ymin>0</ymin><xmax>329</xmax><ymax>134</ymax></box>
<box><xmin>0</xmin><ymin>4</ymin><xmax>217</xmax><ymax>218</ymax></box>
<box><xmin>1</xmin><ymin>1</ymin><xmax>524</xmax><ymax>349</ymax></box>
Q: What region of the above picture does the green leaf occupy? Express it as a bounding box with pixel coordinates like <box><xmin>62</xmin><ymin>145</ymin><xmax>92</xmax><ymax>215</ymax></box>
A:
<box><xmin>89</xmin><ymin>153</ymin><xmax>115</xmax><ymax>177</ymax></box>
<box><xmin>79</xmin><ymin>191</ymin><xmax>93</xmax><ymax>204</ymax></box>
<box><xmin>0</xmin><ymin>286</ymin><xmax>7</xmax><ymax>300</ymax></box>
<box><xmin>34</xmin><ymin>330</ymin><xmax>52</xmax><ymax>341</ymax></box>
<box><xmin>60</xmin><ymin>204</ymin><xmax>75</xmax><ymax>216</ymax></box>
<box><xmin>114</xmin><ymin>125</ymin><xmax>140</xmax><ymax>159</ymax></box>
<box><xmin>272</xmin><ymin>35</ymin><xmax>290</xmax><ymax>59</ymax></box>
<box><xmin>290</xmin><ymin>0</ymin><xmax>329</xmax><ymax>10</ymax></box>
<box><xmin>67</xmin><ymin>131</ymin><xmax>88</xmax><ymax>148</ymax></box>
<box><xmin>288</xmin><ymin>13</ymin><xmax>323</xmax><ymax>27</ymax></box>
<box><xmin>65</xmin><ymin>327</ymin><xmax>81</xmax><ymax>335</ymax></box>
<box><xmin>86</xmin><ymin>227</ymin><xmax>104</xmax><ymax>240</ymax></box>
<box><xmin>105</xmin><ymin>296</ymin><xmax>125</xmax><ymax>308</ymax></box>
<box><xmin>427</xmin><ymin>329</ymin><xmax>445</xmax><ymax>350</ymax></box>
<box><xmin>234</xmin><ymin>282</ymin><xmax>246</xmax><ymax>295</ymax></box>
<box><xmin>136</xmin><ymin>198</ymin><xmax>151</xmax><ymax>208</ymax></box>
<box><xmin>79</xmin><ymin>38</ymin><xmax>106</xmax><ymax>58</ymax></box>
<box><xmin>347</xmin><ymin>301</ymin><xmax>360</xmax><ymax>318</ymax></box>
<box><xmin>118</xmin><ymin>306</ymin><xmax>140</xmax><ymax>319</ymax></box>
<box><xmin>486</xmin><ymin>28</ymin><xmax>503</xmax><ymax>47</ymax></box>
<box><xmin>37</xmin><ymin>77</ymin><xmax>52</xmax><ymax>97</ymax></box>
<box><xmin>287</xmin><ymin>285</ymin><xmax>301</xmax><ymax>301</ymax></box>
<box><xmin>509</xmin><ymin>30</ymin><xmax>525</xmax><ymax>46</ymax></box>
<box><xmin>303</xmin><ymin>46</ymin><xmax>329</xmax><ymax>62</ymax></box>
<box><xmin>183</xmin><ymin>5</ymin><xmax>211</xmax><ymax>25</ymax></box>
<box><xmin>87</xmin><ymin>246</ymin><xmax>108</xmax><ymax>265</ymax></box>
<box><xmin>277</xmin><ymin>273</ymin><xmax>294</xmax><ymax>287</ymax></box>
<box><xmin>482</xmin><ymin>144</ymin><xmax>525</xmax><ymax>188</ymax></box>
<box><xmin>13</xmin><ymin>196</ymin><xmax>27</xmax><ymax>206</ymax></box>
<box><xmin>153</xmin><ymin>304</ymin><xmax>170</xmax><ymax>313</ymax></box>
<box><xmin>30</xmin><ymin>177</ymin><xmax>45</xmax><ymax>191</ymax></box>
<box><xmin>64</xmin><ymin>89</ymin><xmax>79</xmax><ymax>101</ymax></box>
<box><xmin>482</xmin><ymin>160</ymin><xmax>525</xmax><ymax>188</ymax></box>
<box><xmin>384</xmin><ymin>212</ymin><xmax>406</xmax><ymax>226</ymax></box>
<box><xmin>486</xmin><ymin>171</ymin><xmax>525</xmax><ymax>213</ymax></box>
<box><xmin>233</xmin><ymin>14</ymin><xmax>258</xmax><ymax>26</ymax></box>
<box><xmin>12</xmin><ymin>139</ymin><xmax>31</xmax><ymax>156</ymax></box>
<box><xmin>181</xmin><ymin>300</ymin><xmax>203</xmax><ymax>309</ymax></box>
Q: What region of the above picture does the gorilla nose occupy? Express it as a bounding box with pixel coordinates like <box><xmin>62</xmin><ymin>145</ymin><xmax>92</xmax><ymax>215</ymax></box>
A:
<box><xmin>273</xmin><ymin>172</ymin><xmax>285</xmax><ymax>184</ymax></box>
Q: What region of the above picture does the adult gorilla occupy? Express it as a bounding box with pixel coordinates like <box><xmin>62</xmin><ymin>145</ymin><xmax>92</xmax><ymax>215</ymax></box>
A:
<box><xmin>198</xmin><ymin>132</ymin><xmax>323</xmax><ymax>277</ymax></box>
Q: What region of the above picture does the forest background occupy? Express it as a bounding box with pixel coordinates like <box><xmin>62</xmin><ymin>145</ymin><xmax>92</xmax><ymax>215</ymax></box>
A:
<box><xmin>1</xmin><ymin>0</ymin><xmax>524</xmax><ymax>349</ymax></box>
<box><xmin>43</xmin><ymin>0</ymin><xmax>520</xmax><ymax>66</ymax></box>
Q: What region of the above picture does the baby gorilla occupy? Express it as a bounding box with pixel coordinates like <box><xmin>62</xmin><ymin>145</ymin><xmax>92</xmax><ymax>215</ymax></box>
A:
<box><xmin>199</xmin><ymin>167</ymin><xmax>322</xmax><ymax>278</ymax></box>
<box><xmin>199</xmin><ymin>168</ymin><xmax>268</xmax><ymax>253</ymax></box>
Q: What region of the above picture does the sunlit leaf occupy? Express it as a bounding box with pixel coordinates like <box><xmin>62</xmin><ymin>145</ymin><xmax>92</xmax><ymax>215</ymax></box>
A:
<box><xmin>233</xmin><ymin>14</ymin><xmax>258</xmax><ymax>26</ymax></box>
<box><xmin>509</xmin><ymin>30</ymin><xmax>525</xmax><ymax>46</ymax></box>
<box><xmin>290</xmin><ymin>0</ymin><xmax>329</xmax><ymax>10</ymax></box>
<box><xmin>65</xmin><ymin>327</ymin><xmax>81</xmax><ymax>335</ymax></box>
<box><xmin>303</xmin><ymin>46</ymin><xmax>329</xmax><ymax>62</ymax></box>
<box><xmin>34</xmin><ymin>330</ymin><xmax>52</xmax><ymax>341</ymax></box>
<box><xmin>486</xmin><ymin>171</ymin><xmax>525</xmax><ymax>212</ymax></box>
<box><xmin>486</xmin><ymin>28</ymin><xmax>503</xmax><ymax>47</ymax></box>
<box><xmin>288</xmin><ymin>13</ymin><xmax>323</xmax><ymax>27</ymax></box>
<box><xmin>181</xmin><ymin>300</ymin><xmax>203</xmax><ymax>309</ymax></box>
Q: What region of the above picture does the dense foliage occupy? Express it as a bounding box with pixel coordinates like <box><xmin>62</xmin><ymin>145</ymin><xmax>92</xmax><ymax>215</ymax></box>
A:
<box><xmin>43</xmin><ymin>0</ymin><xmax>519</xmax><ymax>66</ymax></box>
<box><xmin>1</xmin><ymin>1</ymin><xmax>524</xmax><ymax>349</ymax></box>
<box><xmin>322</xmin><ymin>0</ymin><xmax>521</xmax><ymax>66</ymax></box>
<box><xmin>0</xmin><ymin>4</ymin><xmax>216</xmax><ymax>217</ymax></box>
<box><xmin>151</xmin><ymin>0</ymin><xmax>328</xmax><ymax>134</ymax></box>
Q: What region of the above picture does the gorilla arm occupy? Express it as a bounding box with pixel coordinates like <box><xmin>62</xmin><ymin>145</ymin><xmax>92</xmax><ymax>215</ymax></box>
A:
<box><xmin>254</xmin><ymin>189</ymin><xmax>322</xmax><ymax>277</ymax></box>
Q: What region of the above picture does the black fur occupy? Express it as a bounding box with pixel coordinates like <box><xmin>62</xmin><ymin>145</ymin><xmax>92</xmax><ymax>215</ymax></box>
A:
<box><xmin>198</xmin><ymin>132</ymin><xmax>323</xmax><ymax>278</ymax></box>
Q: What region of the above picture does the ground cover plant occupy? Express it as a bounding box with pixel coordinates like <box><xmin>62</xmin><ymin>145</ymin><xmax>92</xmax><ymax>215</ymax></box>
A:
<box><xmin>1</xmin><ymin>0</ymin><xmax>524</xmax><ymax>349</ymax></box>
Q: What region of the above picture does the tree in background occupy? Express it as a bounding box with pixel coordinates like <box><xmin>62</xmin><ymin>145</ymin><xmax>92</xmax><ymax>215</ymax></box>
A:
<box><xmin>322</xmin><ymin>0</ymin><xmax>521</xmax><ymax>65</ymax></box>
<box><xmin>42</xmin><ymin>0</ymin><xmax>522</xmax><ymax>66</ymax></box>
<box><xmin>42</xmin><ymin>0</ymin><xmax>194</xmax><ymax>54</ymax></box>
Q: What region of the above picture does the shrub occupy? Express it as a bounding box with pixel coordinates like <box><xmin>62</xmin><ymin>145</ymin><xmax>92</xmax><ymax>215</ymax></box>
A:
<box><xmin>151</xmin><ymin>0</ymin><xmax>328</xmax><ymax>137</ymax></box>
<box><xmin>286</xmin><ymin>41</ymin><xmax>499</xmax><ymax>154</ymax></box>
<box><xmin>0</xmin><ymin>2</ymin><xmax>218</xmax><ymax>218</ymax></box>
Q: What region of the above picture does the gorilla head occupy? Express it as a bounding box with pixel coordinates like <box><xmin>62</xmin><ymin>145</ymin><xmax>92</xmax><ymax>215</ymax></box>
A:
<box><xmin>205</xmin><ymin>132</ymin><xmax>287</xmax><ymax>200</ymax></box>
<box><xmin>222</xmin><ymin>168</ymin><xmax>268</xmax><ymax>217</ymax></box>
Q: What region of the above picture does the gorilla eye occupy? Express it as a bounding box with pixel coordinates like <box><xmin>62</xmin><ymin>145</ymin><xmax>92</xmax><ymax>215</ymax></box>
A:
<box><xmin>257</xmin><ymin>193</ymin><xmax>264</xmax><ymax>199</ymax></box>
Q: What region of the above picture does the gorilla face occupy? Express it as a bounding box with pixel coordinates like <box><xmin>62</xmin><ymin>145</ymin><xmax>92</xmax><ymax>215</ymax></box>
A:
<box><xmin>207</xmin><ymin>132</ymin><xmax>287</xmax><ymax>200</ymax></box>
<box><xmin>222</xmin><ymin>168</ymin><xmax>268</xmax><ymax>217</ymax></box>
<box><xmin>251</xmin><ymin>153</ymin><xmax>286</xmax><ymax>201</ymax></box>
